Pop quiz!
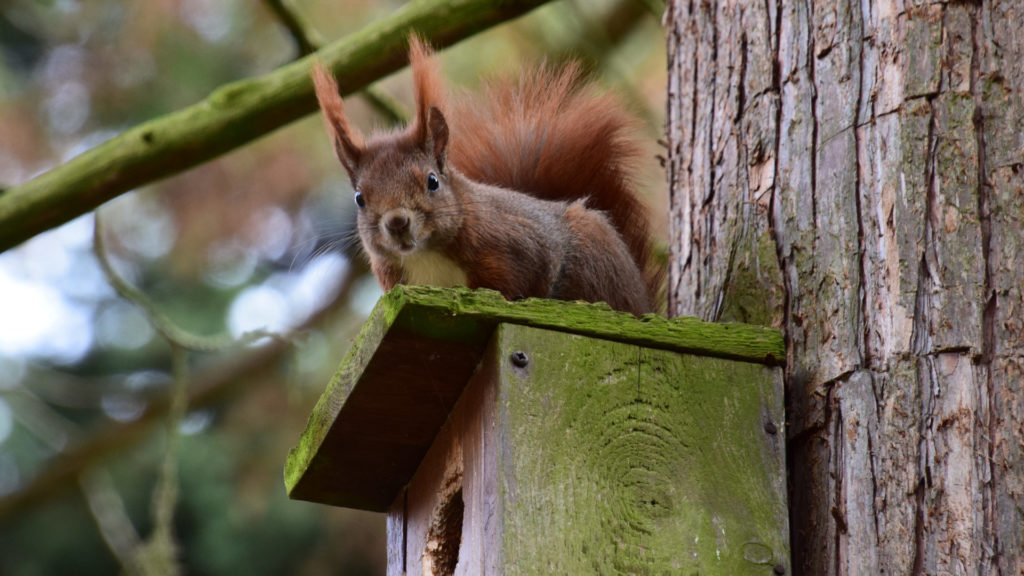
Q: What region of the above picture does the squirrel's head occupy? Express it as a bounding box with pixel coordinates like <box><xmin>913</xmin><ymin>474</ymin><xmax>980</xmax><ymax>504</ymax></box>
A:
<box><xmin>311</xmin><ymin>37</ymin><xmax>461</xmax><ymax>261</ymax></box>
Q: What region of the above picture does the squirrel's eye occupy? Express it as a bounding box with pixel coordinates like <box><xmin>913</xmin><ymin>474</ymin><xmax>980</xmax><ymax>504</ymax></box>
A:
<box><xmin>427</xmin><ymin>172</ymin><xmax>439</xmax><ymax>193</ymax></box>
<box><xmin>354</xmin><ymin>191</ymin><xmax>365</xmax><ymax>209</ymax></box>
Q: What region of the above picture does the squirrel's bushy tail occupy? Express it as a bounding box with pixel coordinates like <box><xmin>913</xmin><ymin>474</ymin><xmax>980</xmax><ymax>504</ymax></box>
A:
<box><xmin>449</xmin><ymin>63</ymin><xmax>663</xmax><ymax>307</ymax></box>
<box><xmin>408</xmin><ymin>39</ymin><xmax>664</xmax><ymax>307</ymax></box>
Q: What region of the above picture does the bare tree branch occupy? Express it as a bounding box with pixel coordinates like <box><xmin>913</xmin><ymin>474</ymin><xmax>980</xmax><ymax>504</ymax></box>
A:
<box><xmin>263</xmin><ymin>0</ymin><xmax>324</xmax><ymax>57</ymax></box>
<box><xmin>0</xmin><ymin>0</ymin><xmax>552</xmax><ymax>254</ymax></box>
<box><xmin>0</xmin><ymin>251</ymin><xmax>366</xmax><ymax>520</ymax></box>
<box><xmin>262</xmin><ymin>0</ymin><xmax>408</xmax><ymax>124</ymax></box>
<box><xmin>79</xmin><ymin>469</ymin><xmax>142</xmax><ymax>569</ymax></box>
<box><xmin>93</xmin><ymin>213</ymin><xmax>276</xmax><ymax>351</ymax></box>
<box><xmin>0</xmin><ymin>298</ymin><xmax>344</xmax><ymax>520</ymax></box>
<box><xmin>129</xmin><ymin>345</ymin><xmax>186</xmax><ymax>576</ymax></box>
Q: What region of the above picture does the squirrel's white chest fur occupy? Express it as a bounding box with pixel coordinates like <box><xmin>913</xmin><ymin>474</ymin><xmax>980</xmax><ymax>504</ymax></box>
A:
<box><xmin>401</xmin><ymin>250</ymin><xmax>468</xmax><ymax>288</ymax></box>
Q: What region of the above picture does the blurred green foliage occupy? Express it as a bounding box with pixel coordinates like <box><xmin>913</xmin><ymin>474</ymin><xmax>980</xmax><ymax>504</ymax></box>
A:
<box><xmin>0</xmin><ymin>0</ymin><xmax>665</xmax><ymax>574</ymax></box>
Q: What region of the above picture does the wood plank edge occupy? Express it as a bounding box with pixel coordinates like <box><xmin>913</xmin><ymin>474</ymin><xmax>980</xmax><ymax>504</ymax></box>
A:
<box><xmin>284</xmin><ymin>289</ymin><xmax>410</xmax><ymax>497</ymax></box>
<box><xmin>390</xmin><ymin>285</ymin><xmax>786</xmax><ymax>366</ymax></box>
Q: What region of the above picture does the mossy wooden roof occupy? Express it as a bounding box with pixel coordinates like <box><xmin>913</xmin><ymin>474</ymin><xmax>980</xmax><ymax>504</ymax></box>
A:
<box><xmin>285</xmin><ymin>286</ymin><xmax>784</xmax><ymax>511</ymax></box>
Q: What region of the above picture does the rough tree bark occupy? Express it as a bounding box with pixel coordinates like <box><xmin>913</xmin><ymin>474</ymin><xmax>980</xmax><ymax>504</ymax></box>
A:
<box><xmin>666</xmin><ymin>0</ymin><xmax>1024</xmax><ymax>574</ymax></box>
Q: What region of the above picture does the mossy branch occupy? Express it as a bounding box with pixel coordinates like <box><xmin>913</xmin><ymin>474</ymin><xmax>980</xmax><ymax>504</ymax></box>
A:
<box><xmin>0</xmin><ymin>0</ymin><xmax>551</xmax><ymax>253</ymax></box>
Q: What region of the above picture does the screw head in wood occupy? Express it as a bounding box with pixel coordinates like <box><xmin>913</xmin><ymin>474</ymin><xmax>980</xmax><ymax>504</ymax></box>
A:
<box><xmin>764</xmin><ymin>421</ymin><xmax>778</xmax><ymax>435</ymax></box>
<box><xmin>510</xmin><ymin>350</ymin><xmax>529</xmax><ymax>368</ymax></box>
<box><xmin>773</xmin><ymin>562</ymin><xmax>786</xmax><ymax>575</ymax></box>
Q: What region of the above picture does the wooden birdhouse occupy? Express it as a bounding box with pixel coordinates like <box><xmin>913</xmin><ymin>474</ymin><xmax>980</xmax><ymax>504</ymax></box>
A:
<box><xmin>285</xmin><ymin>286</ymin><xmax>789</xmax><ymax>575</ymax></box>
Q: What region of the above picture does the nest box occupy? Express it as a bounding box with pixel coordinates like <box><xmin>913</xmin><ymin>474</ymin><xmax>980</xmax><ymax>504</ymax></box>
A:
<box><xmin>285</xmin><ymin>286</ymin><xmax>789</xmax><ymax>575</ymax></box>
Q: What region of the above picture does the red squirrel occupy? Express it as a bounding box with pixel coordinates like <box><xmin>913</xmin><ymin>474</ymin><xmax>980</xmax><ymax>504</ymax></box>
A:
<box><xmin>311</xmin><ymin>38</ymin><xmax>662</xmax><ymax>316</ymax></box>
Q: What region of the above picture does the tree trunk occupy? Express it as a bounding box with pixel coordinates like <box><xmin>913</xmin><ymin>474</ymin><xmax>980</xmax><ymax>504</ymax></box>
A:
<box><xmin>665</xmin><ymin>0</ymin><xmax>1024</xmax><ymax>573</ymax></box>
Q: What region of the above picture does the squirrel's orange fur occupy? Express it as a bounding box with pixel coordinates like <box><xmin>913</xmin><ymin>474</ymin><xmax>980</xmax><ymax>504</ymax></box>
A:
<box><xmin>312</xmin><ymin>37</ymin><xmax>662</xmax><ymax>315</ymax></box>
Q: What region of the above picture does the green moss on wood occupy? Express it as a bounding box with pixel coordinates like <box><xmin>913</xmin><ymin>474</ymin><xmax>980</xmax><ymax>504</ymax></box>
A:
<box><xmin>283</xmin><ymin>303</ymin><xmax>398</xmax><ymax>494</ymax></box>
<box><xmin>719</xmin><ymin>227</ymin><xmax>786</xmax><ymax>326</ymax></box>
<box><xmin>496</xmin><ymin>323</ymin><xmax>788</xmax><ymax>573</ymax></box>
<box><xmin>285</xmin><ymin>285</ymin><xmax>785</xmax><ymax>504</ymax></box>
<box><xmin>383</xmin><ymin>285</ymin><xmax>785</xmax><ymax>364</ymax></box>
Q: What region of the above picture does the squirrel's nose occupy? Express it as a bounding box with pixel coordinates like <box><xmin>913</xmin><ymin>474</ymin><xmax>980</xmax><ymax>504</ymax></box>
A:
<box><xmin>385</xmin><ymin>213</ymin><xmax>410</xmax><ymax>234</ymax></box>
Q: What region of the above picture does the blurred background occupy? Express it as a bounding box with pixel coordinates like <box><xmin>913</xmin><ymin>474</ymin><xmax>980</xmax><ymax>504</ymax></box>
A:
<box><xmin>0</xmin><ymin>0</ymin><xmax>666</xmax><ymax>574</ymax></box>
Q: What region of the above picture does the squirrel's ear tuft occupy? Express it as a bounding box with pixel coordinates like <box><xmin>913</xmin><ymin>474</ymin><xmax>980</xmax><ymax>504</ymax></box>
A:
<box><xmin>427</xmin><ymin>106</ymin><xmax>449</xmax><ymax>172</ymax></box>
<box><xmin>311</xmin><ymin>61</ymin><xmax>364</xmax><ymax>185</ymax></box>
<box><xmin>408</xmin><ymin>35</ymin><xmax>446</xmax><ymax>148</ymax></box>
